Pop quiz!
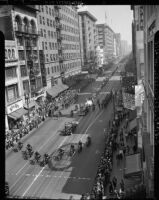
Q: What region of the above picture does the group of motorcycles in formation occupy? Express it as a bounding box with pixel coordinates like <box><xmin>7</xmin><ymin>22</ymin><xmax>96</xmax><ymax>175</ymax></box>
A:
<box><xmin>12</xmin><ymin>135</ymin><xmax>92</xmax><ymax>168</ymax></box>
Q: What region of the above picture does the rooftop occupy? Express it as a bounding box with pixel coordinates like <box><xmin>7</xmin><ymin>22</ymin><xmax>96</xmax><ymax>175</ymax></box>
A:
<box><xmin>78</xmin><ymin>10</ymin><xmax>97</xmax><ymax>22</ymax></box>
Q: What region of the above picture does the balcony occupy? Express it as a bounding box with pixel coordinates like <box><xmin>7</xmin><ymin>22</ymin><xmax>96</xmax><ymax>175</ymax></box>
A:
<box><xmin>15</xmin><ymin>25</ymin><xmax>39</xmax><ymax>36</ymax></box>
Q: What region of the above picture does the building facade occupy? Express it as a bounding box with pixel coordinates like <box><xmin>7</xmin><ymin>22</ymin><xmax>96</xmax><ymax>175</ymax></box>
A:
<box><xmin>78</xmin><ymin>10</ymin><xmax>97</xmax><ymax>71</ymax></box>
<box><xmin>103</xmin><ymin>25</ymin><xmax>115</xmax><ymax>63</ymax></box>
<box><xmin>36</xmin><ymin>5</ymin><xmax>81</xmax><ymax>89</ymax></box>
<box><xmin>96</xmin><ymin>45</ymin><xmax>104</xmax><ymax>68</ymax></box>
<box><xmin>131</xmin><ymin>5</ymin><xmax>158</xmax><ymax>198</ymax></box>
<box><xmin>0</xmin><ymin>5</ymin><xmax>43</xmax><ymax>102</ymax></box>
<box><xmin>96</xmin><ymin>23</ymin><xmax>105</xmax><ymax>48</ymax></box>
<box><xmin>114</xmin><ymin>33</ymin><xmax>122</xmax><ymax>58</ymax></box>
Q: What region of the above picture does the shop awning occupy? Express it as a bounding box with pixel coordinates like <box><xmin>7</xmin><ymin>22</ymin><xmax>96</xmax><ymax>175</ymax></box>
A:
<box><xmin>46</xmin><ymin>84</ymin><xmax>69</xmax><ymax>98</ymax></box>
<box><xmin>128</xmin><ymin>118</ymin><xmax>137</xmax><ymax>131</ymax></box>
<box><xmin>124</xmin><ymin>153</ymin><xmax>142</xmax><ymax>178</ymax></box>
<box><xmin>24</xmin><ymin>101</ymin><xmax>37</xmax><ymax>109</ymax></box>
<box><xmin>8</xmin><ymin>108</ymin><xmax>28</xmax><ymax>120</ymax></box>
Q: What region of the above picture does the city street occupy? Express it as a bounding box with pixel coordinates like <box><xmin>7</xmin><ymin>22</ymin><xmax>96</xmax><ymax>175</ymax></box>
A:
<box><xmin>6</xmin><ymin>67</ymin><xmax>121</xmax><ymax>199</ymax></box>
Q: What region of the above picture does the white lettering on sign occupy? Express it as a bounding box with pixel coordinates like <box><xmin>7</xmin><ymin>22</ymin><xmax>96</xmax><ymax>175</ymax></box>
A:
<box><xmin>7</xmin><ymin>100</ymin><xmax>23</xmax><ymax>114</ymax></box>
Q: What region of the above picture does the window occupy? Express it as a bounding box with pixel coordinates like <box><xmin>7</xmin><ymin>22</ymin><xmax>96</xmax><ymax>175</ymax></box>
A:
<box><xmin>18</xmin><ymin>50</ymin><xmax>25</xmax><ymax>60</ymax></box>
<box><xmin>52</xmin><ymin>9</ymin><xmax>54</xmax><ymax>16</ymax></box>
<box><xmin>48</xmin><ymin>30</ymin><xmax>50</xmax><ymax>37</ymax></box>
<box><xmin>41</xmin><ymin>28</ymin><xmax>43</xmax><ymax>37</ymax></box>
<box><xmin>36</xmin><ymin>77</ymin><xmax>42</xmax><ymax>89</ymax></box>
<box><xmin>6</xmin><ymin>84</ymin><xmax>19</xmax><ymax>102</ymax></box>
<box><xmin>54</xmin><ymin>66</ymin><xmax>56</xmax><ymax>73</ymax></box>
<box><xmin>52</xmin><ymin>66</ymin><xmax>54</xmax><ymax>73</ymax></box>
<box><xmin>47</xmin><ymin>18</ymin><xmax>49</xmax><ymax>26</ymax></box>
<box><xmin>39</xmin><ymin>15</ymin><xmax>42</xmax><ymax>24</ymax></box>
<box><xmin>49</xmin><ymin>42</ymin><xmax>52</xmax><ymax>50</ymax></box>
<box><xmin>17</xmin><ymin>37</ymin><xmax>23</xmax><ymax>46</ymax></box>
<box><xmin>42</xmin><ymin>41</ymin><xmax>44</xmax><ymax>50</ymax></box>
<box><xmin>20</xmin><ymin>65</ymin><xmax>27</xmax><ymax>77</ymax></box>
<box><xmin>45</xmin><ymin>42</ymin><xmax>47</xmax><ymax>50</ymax></box>
<box><xmin>23</xmin><ymin>80</ymin><xmax>30</xmax><ymax>94</ymax></box>
<box><xmin>46</xmin><ymin>6</ymin><xmax>48</xmax><ymax>14</ymax></box>
<box><xmin>44</xmin><ymin>29</ymin><xmax>46</xmax><ymax>38</ymax></box>
<box><xmin>52</xmin><ymin>43</ymin><xmax>54</xmax><ymax>49</ymax></box>
<box><xmin>47</xmin><ymin>67</ymin><xmax>50</xmax><ymax>74</ymax></box>
<box><xmin>50</xmin><ymin>19</ymin><xmax>52</xmax><ymax>27</ymax></box>
<box><xmin>41</xmin><ymin>5</ymin><xmax>44</xmax><ymax>12</ymax></box>
<box><xmin>43</xmin><ymin>17</ymin><xmax>45</xmax><ymax>25</ymax></box>
<box><xmin>5</xmin><ymin>67</ymin><xmax>17</xmax><ymax>80</ymax></box>
<box><xmin>49</xmin><ymin>7</ymin><xmax>51</xmax><ymax>15</ymax></box>
<box><xmin>51</xmin><ymin>31</ymin><xmax>53</xmax><ymax>38</ymax></box>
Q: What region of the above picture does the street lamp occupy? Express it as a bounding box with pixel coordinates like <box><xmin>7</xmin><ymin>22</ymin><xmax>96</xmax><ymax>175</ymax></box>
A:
<box><xmin>25</xmin><ymin>93</ymin><xmax>30</xmax><ymax>120</ymax></box>
<box><xmin>112</xmin><ymin>90</ymin><xmax>115</xmax><ymax>119</ymax></box>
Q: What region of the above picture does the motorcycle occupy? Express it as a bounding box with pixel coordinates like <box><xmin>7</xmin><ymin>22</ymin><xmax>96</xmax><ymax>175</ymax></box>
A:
<box><xmin>18</xmin><ymin>142</ymin><xmax>23</xmax><ymax>150</ymax></box>
<box><xmin>22</xmin><ymin>150</ymin><xmax>29</xmax><ymax>160</ymax></box>
<box><xmin>69</xmin><ymin>145</ymin><xmax>75</xmax><ymax>156</ymax></box>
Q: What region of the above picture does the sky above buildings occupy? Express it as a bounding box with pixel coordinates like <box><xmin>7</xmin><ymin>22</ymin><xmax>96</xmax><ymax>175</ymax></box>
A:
<box><xmin>78</xmin><ymin>5</ymin><xmax>133</xmax><ymax>46</ymax></box>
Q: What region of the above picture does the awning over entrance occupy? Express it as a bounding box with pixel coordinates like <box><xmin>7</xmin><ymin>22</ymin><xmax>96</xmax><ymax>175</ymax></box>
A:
<box><xmin>46</xmin><ymin>84</ymin><xmax>69</xmax><ymax>98</ymax></box>
<box><xmin>128</xmin><ymin>118</ymin><xmax>137</xmax><ymax>131</ymax></box>
<box><xmin>8</xmin><ymin>108</ymin><xmax>28</xmax><ymax>120</ymax></box>
<box><xmin>124</xmin><ymin>153</ymin><xmax>142</xmax><ymax>178</ymax></box>
<box><xmin>24</xmin><ymin>101</ymin><xmax>37</xmax><ymax>110</ymax></box>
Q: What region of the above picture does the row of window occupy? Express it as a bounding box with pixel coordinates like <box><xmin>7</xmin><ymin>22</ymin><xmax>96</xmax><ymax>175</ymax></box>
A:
<box><xmin>39</xmin><ymin>15</ymin><xmax>79</xmax><ymax>35</ymax></box>
<box><xmin>44</xmin><ymin>53</ymin><xmax>80</xmax><ymax>63</ymax></box>
<box><xmin>42</xmin><ymin>41</ymin><xmax>80</xmax><ymax>51</ymax></box>
<box><xmin>47</xmin><ymin>60</ymin><xmax>81</xmax><ymax>75</ymax></box>
<box><xmin>17</xmin><ymin>37</ymin><xmax>37</xmax><ymax>47</ymax></box>
<box><xmin>39</xmin><ymin>5</ymin><xmax>78</xmax><ymax>19</ymax></box>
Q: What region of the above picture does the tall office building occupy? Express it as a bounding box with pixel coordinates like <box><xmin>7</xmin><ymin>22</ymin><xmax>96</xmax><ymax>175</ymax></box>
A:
<box><xmin>36</xmin><ymin>5</ymin><xmax>81</xmax><ymax>89</ymax></box>
<box><xmin>104</xmin><ymin>25</ymin><xmax>115</xmax><ymax>63</ymax></box>
<box><xmin>0</xmin><ymin>5</ymin><xmax>43</xmax><ymax>100</ymax></box>
<box><xmin>96</xmin><ymin>23</ymin><xmax>105</xmax><ymax>48</ymax></box>
<box><xmin>131</xmin><ymin>5</ymin><xmax>158</xmax><ymax>198</ymax></box>
<box><xmin>114</xmin><ymin>33</ymin><xmax>122</xmax><ymax>58</ymax></box>
<box><xmin>78</xmin><ymin>10</ymin><xmax>97</xmax><ymax>71</ymax></box>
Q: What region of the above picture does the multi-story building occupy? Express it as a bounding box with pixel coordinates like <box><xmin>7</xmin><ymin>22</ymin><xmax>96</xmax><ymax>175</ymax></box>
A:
<box><xmin>131</xmin><ymin>5</ymin><xmax>158</xmax><ymax>198</ymax></box>
<box><xmin>36</xmin><ymin>5</ymin><xmax>81</xmax><ymax>89</ymax></box>
<box><xmin>114</xmin><ymin>33</ymin><xmax>122</xmax><ymax>58</ymax></box>
<box><xmin>96</xmin><ymin>23</ymin><xmax>105</xmax><ymax>48</ymax></box>
<box><xmin>96</xmin><ymin>45</ymin><xmax>104</xmax><ymax>68</ymax></box>
<box><xmin>78</xmin><ymin>10</ymin><xmax>97</xmax><ymax>71</ymax></box>
<box><xmin>5</xmin><ymin>40</ymin><xmax>28</xmax><ymax>130</ymax></box>
<box><xmin>0</xmin><ymin>5</ymin><xmax>43</xmax><ymax>102</ymax></box>
<box><xmin>103</xmin><ymin>25</ymin><xmax>115</xmax><ymax>63</ymax></box>
<box><xmin>79</xmin><ymin>14</ymin><xmax>84</xmax><ymax>68</ymax></box>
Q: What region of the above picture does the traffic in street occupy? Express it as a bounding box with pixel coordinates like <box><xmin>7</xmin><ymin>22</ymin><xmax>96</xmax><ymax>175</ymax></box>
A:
<box><xmin>6</xmin><ymin>63</ymin><xmax>122</xmax><ymax>199</ymax></box>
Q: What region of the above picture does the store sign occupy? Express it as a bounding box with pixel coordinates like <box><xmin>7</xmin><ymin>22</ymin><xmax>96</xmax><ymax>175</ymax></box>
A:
<box><xmin>5</xmin><ymin>61</ymin><xmax>18</xmax><ymax>67</ymax></box>
<box><xmin>7</xmin><ymin>100</ymin><xmax>23</xmax><ymax>114</ymax></box>
<box><xmin>18</xmin><ymin>46</ymin><xmax>24</xmax><ymax>50</ymax></box>
<box><xmin>19</xmin><ymin>60</ymin><xmax>25</xmax><ymax>65</ymax></box>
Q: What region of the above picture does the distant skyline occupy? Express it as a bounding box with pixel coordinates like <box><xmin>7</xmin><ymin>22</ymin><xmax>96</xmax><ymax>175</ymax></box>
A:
<box><xmin>78</xmin><ymin>5</ymin><xmax>133</xmax><ymax>46</ymax></box>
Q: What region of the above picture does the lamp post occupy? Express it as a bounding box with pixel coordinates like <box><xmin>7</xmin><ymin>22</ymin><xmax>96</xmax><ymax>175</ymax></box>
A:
<box><xmin>112</xmin><ymin>89</ymin><xmax>115</xmax><ymax>119</ymax></box>
<box><xmin>25</xmin><ymin>93</ymin><xmax>30</xmax><ymax>120</ymax></box>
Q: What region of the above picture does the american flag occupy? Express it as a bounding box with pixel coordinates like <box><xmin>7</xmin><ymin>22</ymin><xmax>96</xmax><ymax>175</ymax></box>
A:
<box><xmin>122</xmin><ymin>91</ymin><xmax>135</xmax><ymax>110</ymax></box>
<box><xmin>122</xmin><ymin>76</ymin><xmax>135</xmax><ymax>94</ymax></box>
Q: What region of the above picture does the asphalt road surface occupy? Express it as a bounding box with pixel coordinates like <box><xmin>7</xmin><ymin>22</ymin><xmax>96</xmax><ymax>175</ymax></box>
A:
<box><xmin>6</xmin><ymin>66</ymin><xmax>121</xmax><ymax>199</ymax></box>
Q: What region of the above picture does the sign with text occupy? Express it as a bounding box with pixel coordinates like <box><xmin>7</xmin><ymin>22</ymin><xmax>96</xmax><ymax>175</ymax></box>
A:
<box><xmin>7</xmin><ymin>100</ymin><xmax>23</xmax><ymax>114</ymax></box>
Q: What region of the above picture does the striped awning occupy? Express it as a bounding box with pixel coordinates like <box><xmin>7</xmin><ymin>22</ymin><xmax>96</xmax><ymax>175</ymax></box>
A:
<box><xmin>8</xmin><ymin>108</ymin><xmax>28</xmax><ymax>120</ymax></box>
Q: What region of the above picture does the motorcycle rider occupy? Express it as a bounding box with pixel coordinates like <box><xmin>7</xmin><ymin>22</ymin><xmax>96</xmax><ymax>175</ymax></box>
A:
<box><xmin>44</xmin><ymin>153</ymin><xmax>50</xmax><ymax>163</ymax></box>
<box><xmin>86</xmin><ymin>136</ymin><xmax>91</xmax><ymax>146</ymax></box>
<box><xmin>70</xmin><ymin>144</ymin><xmax>75</xmax><ymax>155</ymax></box>
<box><xmin>18</xmin><ymin>141</ymin><xmax>23</xmax><ymax>150</ymax></box>
<box><xmin>78</xmin><ymin>140</ymin><xmax>82</xmax><ymax>152</ymax></box>
<box><xmin>26</xmin><ymin>144</ymin><xmax>32</xmax><ymax>152</ymax></box>
<box><xmin>34</xmin><ymin>151</ymin><xmax>41</xmax><ymax>161</ymax></box>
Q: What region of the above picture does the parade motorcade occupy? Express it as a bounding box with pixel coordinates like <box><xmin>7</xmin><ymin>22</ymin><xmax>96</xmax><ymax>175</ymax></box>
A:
<box><xmin>78</xmin><ymin>104</ymin><xmax>90</xmax><ymax>116</ymax></box>
<box><xmin>53</xmin><ymin>148</ymin><xmax>65</xmax><ymax>161</ymax></box>
<box><xmin>59</xmin><ymin>121</ymin><xmax>79</xmax><ymax>136</ymax></box>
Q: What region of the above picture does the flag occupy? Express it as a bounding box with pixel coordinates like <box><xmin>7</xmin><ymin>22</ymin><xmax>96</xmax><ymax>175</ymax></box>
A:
<box><xmin>122</xmin><ymin>76</ymin><xmax>135</xmax><ymax>94</ymax></box>
<box><xmin>122</xmin><ymin>91</ymin><xmax>135</xmax><ymax>110</ymax></box>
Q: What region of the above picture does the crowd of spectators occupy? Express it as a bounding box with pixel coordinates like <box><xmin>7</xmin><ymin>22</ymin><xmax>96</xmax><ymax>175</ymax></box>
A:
<box><xmin>5</xmin><ymin>89</ymin><xmax>78</xmax><ymax>151</ymax></box>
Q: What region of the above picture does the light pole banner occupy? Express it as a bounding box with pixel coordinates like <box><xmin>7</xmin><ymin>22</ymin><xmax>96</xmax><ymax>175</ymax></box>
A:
<box><xmin>135</xmin><ymin>83</ymin><xmax>145</xmax><ymax>107</ymax></box>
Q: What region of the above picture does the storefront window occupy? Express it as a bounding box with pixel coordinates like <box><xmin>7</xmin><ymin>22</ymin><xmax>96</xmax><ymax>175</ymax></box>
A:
<box><xmin>6</xmin><ymin>84</ymin><xmax>19</xmax><ymax>103</ymax></box>
<box><xmin>5</xmin><ymin>67</ymin><xmax>17</xmax><ymax>80</ymax></box>
<box><xmin>20</xmin><ymin>65</ymin><xmax>27</xmax><ymax>77</ymax></box>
